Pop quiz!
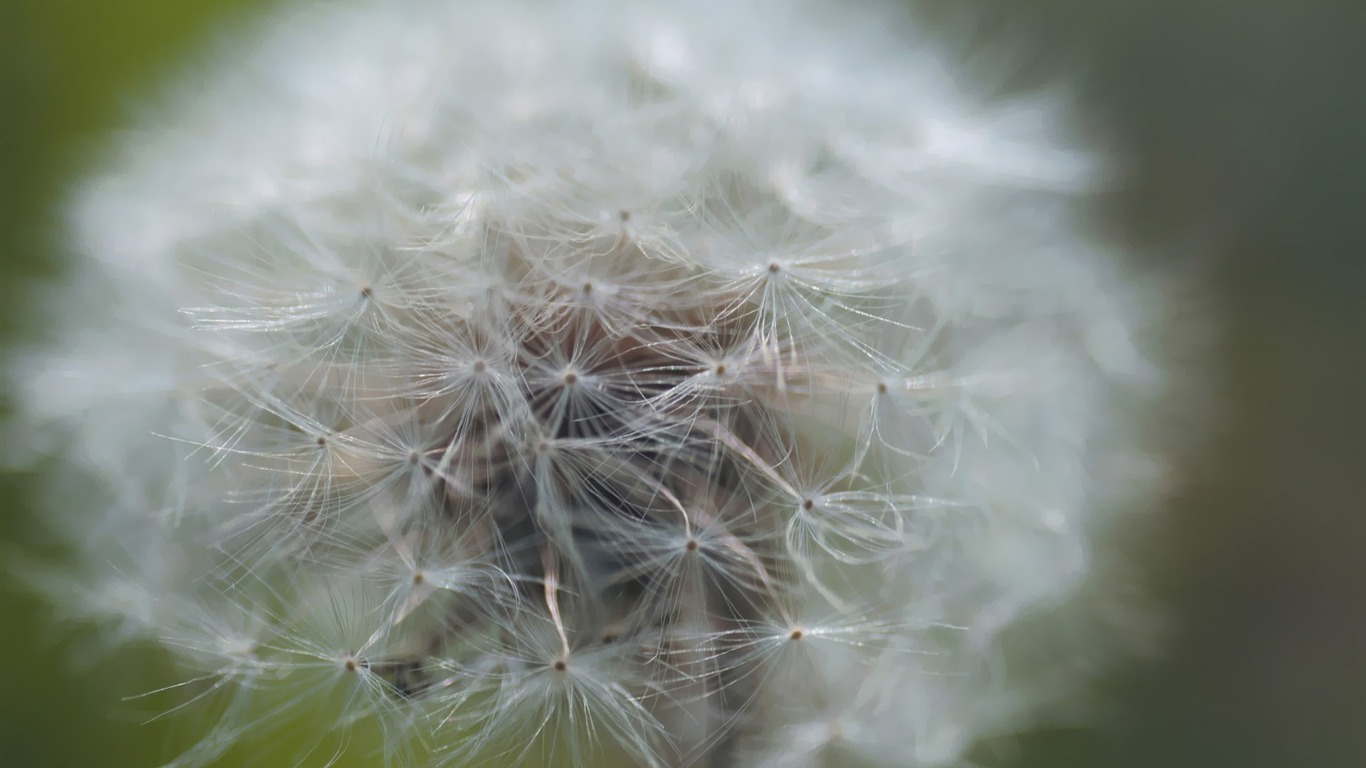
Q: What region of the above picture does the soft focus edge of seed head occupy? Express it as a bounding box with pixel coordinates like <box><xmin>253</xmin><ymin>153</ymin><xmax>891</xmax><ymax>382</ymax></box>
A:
<box><xmin>5</xmin><ymin>0</ymin><xmax>1190</xmax><ymax>766</ymax></box>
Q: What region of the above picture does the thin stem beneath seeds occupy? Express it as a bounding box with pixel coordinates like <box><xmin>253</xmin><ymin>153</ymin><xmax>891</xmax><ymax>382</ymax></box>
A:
<box><xmin>541</xmin><ymin>547</ymin><xmax>571</xmax><ymax>659</ymax></box>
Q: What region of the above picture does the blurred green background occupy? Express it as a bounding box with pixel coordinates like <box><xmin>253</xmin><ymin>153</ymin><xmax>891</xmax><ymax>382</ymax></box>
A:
<box><xmin>1</xmin><ymin>1</ymin><xmax>1362</xmax><ymax>766</ymax></box>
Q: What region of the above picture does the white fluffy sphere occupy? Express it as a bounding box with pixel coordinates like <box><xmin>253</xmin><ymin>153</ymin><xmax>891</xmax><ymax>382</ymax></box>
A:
<box><xmin>8</xmin><ymin>1</ymin><xmax>1182</xmax><ymax>766</ymax></box>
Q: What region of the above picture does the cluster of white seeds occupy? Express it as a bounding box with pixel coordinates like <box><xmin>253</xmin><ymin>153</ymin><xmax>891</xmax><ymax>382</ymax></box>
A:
<box><xmin>8</xmin><ymin>1</ymin><xmax>1178</xmax><ymax>766</ymax></box>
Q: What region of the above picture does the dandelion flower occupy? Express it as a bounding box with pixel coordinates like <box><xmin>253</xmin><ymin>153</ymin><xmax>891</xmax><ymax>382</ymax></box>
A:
<box><xmin>7</xmin><ymin>0</ymin><xmax>1187</xmax><ymax>766</ymax></box>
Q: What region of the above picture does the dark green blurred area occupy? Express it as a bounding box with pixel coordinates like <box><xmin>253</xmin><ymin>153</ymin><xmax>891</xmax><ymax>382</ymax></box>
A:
<box><xmin>1</xmin><ymin>1</ymin><xmax>1362</xmax><ymax>766</ymax></box>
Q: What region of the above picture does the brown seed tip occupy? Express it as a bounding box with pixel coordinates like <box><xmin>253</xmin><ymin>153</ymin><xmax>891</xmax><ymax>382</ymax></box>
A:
<box><xmin>789</xmin><ymin>628</ymin><xmax>803</xmax><ymax>641</ymax></box>
<box><xmin>552</xmin><ymin>659</ymin><xmax>568</xmax><ymax>672</ymax></box>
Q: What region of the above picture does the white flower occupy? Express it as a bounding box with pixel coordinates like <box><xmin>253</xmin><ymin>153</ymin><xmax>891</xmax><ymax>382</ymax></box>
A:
<box><xmin>6</xmin><ymin>0</ymin><xmax>1183</xmax><ymax>765</ymax></box>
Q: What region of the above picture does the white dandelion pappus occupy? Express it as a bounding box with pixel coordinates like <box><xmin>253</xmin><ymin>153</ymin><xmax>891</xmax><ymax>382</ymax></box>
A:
<box><xmin>5</xmin><ymin>0</ymin><xmax>1184</xmax><ymax>766</ymax></box>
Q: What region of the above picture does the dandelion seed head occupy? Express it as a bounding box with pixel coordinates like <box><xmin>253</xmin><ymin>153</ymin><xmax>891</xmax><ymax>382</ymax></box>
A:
<box><xmin>5</xmin><ymin>0</ymin><xmax>1191</xmax><ymax>765</ymax></box>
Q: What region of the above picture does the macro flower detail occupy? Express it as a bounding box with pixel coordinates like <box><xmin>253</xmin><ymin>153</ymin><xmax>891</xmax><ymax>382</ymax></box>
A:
<box><xmin>8</xmin><ymin>0</ymin><xmax>1180</xmax><ymax>766</ymax></box>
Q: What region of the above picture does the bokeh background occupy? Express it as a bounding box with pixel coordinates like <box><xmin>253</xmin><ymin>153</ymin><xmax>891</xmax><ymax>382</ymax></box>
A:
<box><xmin>2</xmin><ymin>1</ymin><xmax>1362</xmax><ymax>766</ymax></box>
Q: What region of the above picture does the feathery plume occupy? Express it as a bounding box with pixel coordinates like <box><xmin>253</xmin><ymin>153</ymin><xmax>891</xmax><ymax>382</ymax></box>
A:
<box><xmin>6</xmin><ymin>0</ymin><xmax>1186</xmax><ymax>765</ymax></box>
